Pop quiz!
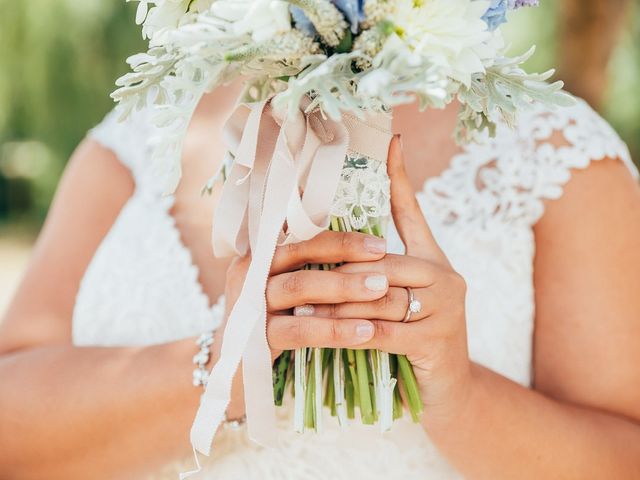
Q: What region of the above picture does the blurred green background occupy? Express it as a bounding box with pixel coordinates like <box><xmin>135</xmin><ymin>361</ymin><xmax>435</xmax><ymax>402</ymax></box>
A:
<box><xmin>0</xmin><ymin>1</ymin><xmax>638</xmax><ymax>311</ymax></box>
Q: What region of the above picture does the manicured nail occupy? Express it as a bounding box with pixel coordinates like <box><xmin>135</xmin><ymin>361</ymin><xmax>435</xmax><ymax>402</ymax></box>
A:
<box><xmin>356</xmin><ymin>322</ymin><xmax>375</xmax><ymax>339</ymax></box>
<box><xmin>365</xmin><ymin>275</ymin><xmax>388</xmax><ymax>292</ymax></box>
<box><xmin>294</xmin><ymin>305</ymin><xmax>314</xmax><ymax>317</ymax></box>
<box><xmin>364</xmin><ymin>236</ymin><xmax>386</xmax><ymax>254</ymax></box>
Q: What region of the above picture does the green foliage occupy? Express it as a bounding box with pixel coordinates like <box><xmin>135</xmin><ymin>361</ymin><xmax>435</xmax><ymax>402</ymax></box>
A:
<box><xmin>457</xmin><ymin>47</ymin><xmax>575</xmax><ymax>142</ymax></box>
<box><xmin>0</xmin><ymin>0</ymin><xmax>145</xmax><ymax>223</ymax></box>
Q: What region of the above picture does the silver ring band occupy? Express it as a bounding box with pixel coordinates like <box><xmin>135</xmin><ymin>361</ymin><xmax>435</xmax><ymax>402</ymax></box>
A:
<box><xmin>403</xmin><ymin>288</ymin><xmax>415</xmax><ymax>322</ymax></box>
<box><xmin>403</xmin><ymin>287</ymin><xmax>422</xmax><ymax>323</ymax></box>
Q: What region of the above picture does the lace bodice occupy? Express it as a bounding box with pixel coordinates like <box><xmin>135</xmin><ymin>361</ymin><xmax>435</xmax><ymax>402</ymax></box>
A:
<box><xmin>73</xmin><ymin>99</ymin><xmax>637</xmax><ymax>479</ymax></box>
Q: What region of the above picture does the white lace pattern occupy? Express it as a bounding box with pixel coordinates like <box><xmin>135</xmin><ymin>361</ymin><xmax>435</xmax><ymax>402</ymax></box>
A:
<box><xmin>74</xmin><ymin>99</ymin><xmax>637</xmax><ymax>479</ymax></box>
<box><xmin>331</xmin><ymin>155</ymin><xmax>391</xmax><ymax>231</ymax></box>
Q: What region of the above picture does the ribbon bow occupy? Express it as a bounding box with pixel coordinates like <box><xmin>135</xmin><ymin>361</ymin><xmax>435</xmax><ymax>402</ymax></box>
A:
<box><xmin>185</xmin><ymin>97</ymin><xmax>392</xmax><ymax>475</ymax></box>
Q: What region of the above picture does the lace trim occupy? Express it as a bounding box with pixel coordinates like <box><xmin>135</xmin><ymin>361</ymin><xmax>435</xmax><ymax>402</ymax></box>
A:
<box><xmin>330</xmin><ymin>154</ymin><xmax>391</xmax><ymax>231</ymax></box>
<box><xmin>420</xmin><ymin>99</ymin><xmax>638</xmax><ymax>229</ymax></box>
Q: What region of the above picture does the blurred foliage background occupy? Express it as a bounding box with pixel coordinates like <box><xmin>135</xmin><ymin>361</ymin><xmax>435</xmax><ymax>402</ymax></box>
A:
<box><xmin>0</xmin><ymin>0</ymin><xmax>638</xmax><ymax>230</ymax></box>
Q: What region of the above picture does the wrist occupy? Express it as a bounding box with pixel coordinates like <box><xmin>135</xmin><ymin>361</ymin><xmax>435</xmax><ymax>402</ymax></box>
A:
<box><xmin>421</xmin><ymin>362</ymin><xmax>485</xmax><ymax>440</ymax></box>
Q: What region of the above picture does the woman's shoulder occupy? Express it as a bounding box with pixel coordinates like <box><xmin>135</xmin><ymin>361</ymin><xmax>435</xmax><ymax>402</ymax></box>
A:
<box><xmin>87</xmin><ymin>105</ymin><xmax>158</xmax><ymax>188</ymax></box>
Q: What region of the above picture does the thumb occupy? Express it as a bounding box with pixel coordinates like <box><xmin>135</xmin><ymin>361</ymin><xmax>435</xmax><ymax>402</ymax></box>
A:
<box><xmin>388</xmin><ymin>135</ymin><xmax>447</xmax><ymax>264</ymax></box>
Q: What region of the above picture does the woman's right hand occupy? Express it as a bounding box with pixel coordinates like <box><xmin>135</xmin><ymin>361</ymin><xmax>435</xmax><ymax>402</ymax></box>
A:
<box><xmin>224</xmin><ymin>231</ymin><xmax>390</xmax><ymax>360</ymax></box>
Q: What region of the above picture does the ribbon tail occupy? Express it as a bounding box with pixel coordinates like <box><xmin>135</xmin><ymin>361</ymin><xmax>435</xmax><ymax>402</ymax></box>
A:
<box><xmin>190</xmin><ymin>121</ymin><xmax>299</xmax><ymax>459</ymax></box>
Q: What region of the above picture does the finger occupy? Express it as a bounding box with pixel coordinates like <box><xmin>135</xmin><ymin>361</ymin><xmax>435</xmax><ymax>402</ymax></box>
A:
<box><xmin>271</xmin><ymin>231</ymin><xmax>387</xmax><ymax>275</ymax></box>
<box><xmin>308</xmin><ymin>286</ymin><xmax>436</xmax><ymax>322</ymax></box>
<box><xmin>388</xmin><ymin>135</ymin><xmax>448</xmax><ymax>265</ymax></box>
<box><xmin>333</xmin><ymin>254</ymin><xmax>439</xmax><ymax>288</ymax></box>
<box><xmin>348</xmin><ymin>319</ymin><xmax>416</xmax><ymax>354</ymax></box>
<box><xmin>267</xmin><ymin>315</ymin><xmax>375</xmax><ymax>350</ymax></box>
<box><xmin>266</xmin><ymin>270</ymin><xmax>389</xmax><ymax>311</ymax></box>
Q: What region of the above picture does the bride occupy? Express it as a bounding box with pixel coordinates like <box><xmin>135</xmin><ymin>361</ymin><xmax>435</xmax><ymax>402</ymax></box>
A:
<box><xmin>2</xmin><ymin>72</ymin><xmax>640</xmax><ymax>478</ymax></box>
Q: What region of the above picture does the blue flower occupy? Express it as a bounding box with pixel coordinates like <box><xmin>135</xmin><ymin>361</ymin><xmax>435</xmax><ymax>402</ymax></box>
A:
<box><xmin>291</xmin><ymin>0</ymin><xmax>365</xmax><ymax>38</ymax></box>
<box><xmin>481</xmin><ymin>0</ymin><xmax>508</xmax><ymax>31</ymax></box>
<box><xmin>333</xmin><ymin>0</ymin><xmax>365</xmax><ymax>33</ymax></box>
<box><xmin>290</xmin><ymin>5</ymin><xmax>316</xmax><ymax>36</ymax></box>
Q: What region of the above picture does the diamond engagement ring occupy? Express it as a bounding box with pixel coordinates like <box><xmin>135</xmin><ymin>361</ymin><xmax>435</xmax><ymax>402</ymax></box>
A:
<box><xmin>403</xmin><ymin>287</ymin><xmax>422</xmax><ymax>322</ymax></box>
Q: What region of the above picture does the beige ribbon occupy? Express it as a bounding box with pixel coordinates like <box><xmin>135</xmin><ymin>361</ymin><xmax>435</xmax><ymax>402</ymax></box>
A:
<box><xmin>186</xmin><ymin>97</ymin><xmax>392</xmax><ymax>473</ymax></box>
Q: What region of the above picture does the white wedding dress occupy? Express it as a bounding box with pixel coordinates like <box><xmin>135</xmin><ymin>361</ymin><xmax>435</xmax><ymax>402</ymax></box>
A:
<box><xmin>73</xmin><ymin>99</ymin><xmax>636</xmax><ymax>479</ymax></box>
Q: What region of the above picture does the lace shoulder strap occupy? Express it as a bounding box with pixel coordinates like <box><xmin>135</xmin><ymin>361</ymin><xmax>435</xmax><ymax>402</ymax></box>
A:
<box><xmin>424</xmin><ymin>99</ymin><xmax>638</xmax><ymax>230</ymax></box>
<box><xmin>512</xmin><ymin>99</ymin><xmax>638</xmax><ymax>225</ymax></box>
<box><xmin>88</xmin><ymin>107</ymin><xmax>160</xmax><ymax>193</ymax></box>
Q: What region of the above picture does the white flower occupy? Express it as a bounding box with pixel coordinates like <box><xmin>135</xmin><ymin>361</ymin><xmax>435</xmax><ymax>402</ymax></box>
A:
<box><xmin>210</xmin><ymin>0</ymin><xmax>292</xmax><ymax>43</ymax></box>
<box><xmin>388</xmin><ymin>0</ymin><xmax>502</xmax><ymax>86</ymax></box>
<box><xmin>129</xmin><ymin>0</ymin><xmax>214</xmax><ymax>43</ymax></box>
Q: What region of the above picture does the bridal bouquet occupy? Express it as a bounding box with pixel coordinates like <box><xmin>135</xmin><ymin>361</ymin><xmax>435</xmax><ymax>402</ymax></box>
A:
<box><xmin>113</xmin><ymin>0</ymin><xmax>572</xmax><ymax>460</ymax></box>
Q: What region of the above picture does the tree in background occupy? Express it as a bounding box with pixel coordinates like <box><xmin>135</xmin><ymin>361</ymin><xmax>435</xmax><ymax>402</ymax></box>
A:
<box><xmin>559</xmin><ymin>0</ymin><xmax>633</xmax><ymax>110</ymax></box>
<box><xmin>0</xmin><ymin>1</ymin><xmax>143</xmax><ymax>224</ymax></box>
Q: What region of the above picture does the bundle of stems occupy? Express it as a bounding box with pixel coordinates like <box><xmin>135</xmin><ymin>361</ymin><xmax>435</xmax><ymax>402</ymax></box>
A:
<box><xmin>272</xmin><ymin>157</ymin><xmax>423</xmax><ymax>431</ymax></box>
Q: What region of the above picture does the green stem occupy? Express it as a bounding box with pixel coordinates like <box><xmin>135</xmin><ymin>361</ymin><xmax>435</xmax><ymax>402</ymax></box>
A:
<box><xmin>304</xmin><ymin>349</ymin><xmax>316</xmax><ymax>429</ymax></box>
<box><xmin>344</xmin><ymin>351</ymin><xmax>356</xmax><ymax>419</ymax></box>
<box><xmin>398</xmin><ymin>354</ymin><xmax>423</xmax><ymax>422</ymax></box>
<box><xmin>346</xmin><ymin>349</ymin><xmax>360</xmax><ymax>407</ymax></box>
<box><xmin>286</xmin><ymin>350</ymin><xmax>295</xmax><ymax>395</ymax></box>
<box><xmin>368</xmin><ymin>350</ymin><xmax>378</xmax><ymax>421</ymax></box>
<box><xmin>324</xmin><ymin>352</ymin><xmax>334</xmax><ymax>408</ymax></box>
<box><xmin>355</xmin><ymin>350</ymin><xmax>374</xmax><ymax>424</ymax></box>
<box><xmin>389</xmin><ymin>354</ymin><xmax>403</xmax><ymax>420</ymax></box>
<box><xmin>273</xmin><ymin>350</ymin><xmax>291</xmax><ymax>407</ymax></box>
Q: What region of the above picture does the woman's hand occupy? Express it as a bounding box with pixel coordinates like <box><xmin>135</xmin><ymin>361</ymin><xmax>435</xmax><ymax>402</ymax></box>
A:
<box><xmin>224</xmin><ymin>230</ymin><xmax>390</xmax><ymax>361</ymax></box>
<box><xmin>224</xmin><ymin>136</ymin><xmax>473</xmax><ymax>426</ymax></box>
<box><xmin>298</xmin><ymin>137</ymin><xmax>474</xmax><ymax>426</ymax></box>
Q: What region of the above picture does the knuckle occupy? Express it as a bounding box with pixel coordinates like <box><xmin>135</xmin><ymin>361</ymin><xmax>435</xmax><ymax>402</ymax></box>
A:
<box><xmin>339</xmin><ymin>274</ymin><xmax>355</xmax><ymax>300</ymax></box>
<box><xmin>284</xmin><ymin>241</ymin><xmax>302</xmax><ymax>261</ymax></box>
<box><xmin>380</xmin><ymin>292</ymin><xmax>395</xmax><ymax>313</ymax></box>
<box><xmin>290</xmin><ymin>318</ymin><xmax>307</xmax><ymax>345</ymax></box>
<box><xmin>448</xmin><ymin>270</ymin><xmax>467</xmax><ymax>295</ymax></box>
<box><xmin>374</xmin><ymin>319</ymin><xmax>396</xmax><ymax>339</ymax></box>
<box><xmin>332</xmin><ymin>273</ymin><xmax>355</xmax><ymax>302</ymax></box>
<box><xmin>281</xmin><ymin>272</ymin><xmax>304</xmax><ymax>296</ymax></box>
<box><xmin>330</xmin><ymin>319</ymin><xmax>342</xmax><ymax>344</ymax></box>
<box><xmin>339</xmin><ymin>232</ymin><xmax>353</xmax><ymax>253</ymax></box>
<box><xmin>384</xmin><ymin>255</ymin><xmax>401</xmax><ymax>275</ymax></box>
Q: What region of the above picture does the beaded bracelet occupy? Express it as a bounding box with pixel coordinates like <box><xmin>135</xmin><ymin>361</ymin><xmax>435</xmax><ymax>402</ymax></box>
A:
<box><xmin>191</xmin><ymin>331</ymin><xmax>246</xmax><ymax>430</ymax></box>
<box><xmin>192</xmin><ymin>332</ymin><xmax>214</xmax><ymax>388</ymax></box>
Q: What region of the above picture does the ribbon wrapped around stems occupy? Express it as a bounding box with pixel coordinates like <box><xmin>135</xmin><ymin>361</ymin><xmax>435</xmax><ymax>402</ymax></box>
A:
<box><xmin>187</xmin><ymin>96</ymin><xmax>393</xmax><ymax>470</ymax></box>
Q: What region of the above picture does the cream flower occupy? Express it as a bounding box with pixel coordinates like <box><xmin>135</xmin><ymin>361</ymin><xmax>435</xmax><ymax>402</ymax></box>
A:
<box><xmin>389</xmin><ymin>0</ymin><xmax>502</xmax><ymax>86</ymax></box>
<box><xmin>210</xmin><ymin>0</ymin><xmax>292</xmax><ymax>43</ymax></box>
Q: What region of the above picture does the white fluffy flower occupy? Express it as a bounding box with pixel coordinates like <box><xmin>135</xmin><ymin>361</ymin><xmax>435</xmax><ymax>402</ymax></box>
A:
<box><xmin>129</xmin><ymin>0</ymin><xmax>215</xmax><ymax>43</ymax></box>
<box><xmin>388</xmin><ymin>0</ymin><xmax>502</xmax><ymax>85</ymax></box>
<box><xmin>130</xmin><ymin>0</ymin><xmax>190</xmax><ymax>42</ymax></box>
<box><xmin>210</xmin><ymin>0</ymin><xmax>292</xmax><ymax>43</ymax></box>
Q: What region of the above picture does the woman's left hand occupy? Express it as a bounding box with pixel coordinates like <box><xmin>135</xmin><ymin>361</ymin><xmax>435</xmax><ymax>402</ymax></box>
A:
<box><xmin>308</xmin><ymin>136</ymin><xmax>474</xmax><ymax>426</ymax></box>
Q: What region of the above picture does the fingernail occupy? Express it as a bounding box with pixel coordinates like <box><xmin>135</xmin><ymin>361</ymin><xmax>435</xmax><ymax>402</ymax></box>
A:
<box><xmin>364</xmin><ymin>236</ymin><xmax>386</xmax><ymax>254</ymax></box>
<box><xmin>294</xmin><ymin>305</ymin><xmax>314</xmax><ymax>317</ymax></box>
<box><xmin>356</xmin><ymin>322</ymin><xmax>375</xmax><ymax>339</ymax></box>
<box><xmin>365</xmin><ymin>275</ymin><xmax>388</xmax><ymax>292</ymax></box>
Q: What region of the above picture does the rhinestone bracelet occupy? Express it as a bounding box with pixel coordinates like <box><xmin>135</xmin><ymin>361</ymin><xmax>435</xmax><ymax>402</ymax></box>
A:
<box><xmin>191</xmin><ymin>331</ymin><xmax>246</xmax><ymax>430</ymax></box>
<box><xmin>192</xmin><ymin>332</ymin><xmax>214</xmax><ymax>388</ymax></box>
